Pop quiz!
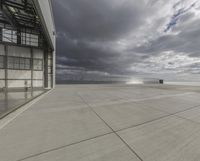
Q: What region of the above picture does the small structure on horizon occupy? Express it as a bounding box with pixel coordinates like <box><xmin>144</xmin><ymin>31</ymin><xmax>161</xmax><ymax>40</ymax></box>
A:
<box><xmin>143</xmin><ymin>78</ymin><xmax>164</xmax><ymax>84</ymax></box>
<box><xmin>159</xmin><ymin>79</ymin><xmax>164</xmax><ymax>84</ymax></box>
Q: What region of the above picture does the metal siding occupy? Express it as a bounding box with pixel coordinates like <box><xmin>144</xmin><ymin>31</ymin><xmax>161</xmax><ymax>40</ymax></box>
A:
<box><xmin>0</xmin><ymin>70</ymin><xmax>5</xmax><ymax>79</ymax></box>
<box><xmin>8</xmin><ymin>70</ymin><xmax>31</xmax><ymax>79</ymax></box>
<box><xmin>0</xmin><ymin>45</ymin><xmax>5</xmax><ymax>55</ymax></box>
<box><xmin>33</xmin><ymin>80</ymin><xmax>43</xmax><ymax>87</ymax></box>
<box><xmin>0</xmin><ymin>80</ymin><xmax>5</xmax><ymax>88</ymax></box>
<box><xmin>8</xmin><ymin>80</ymin><xmax>31</xmax><ymax>88</ymax></box>
<box><xmin>33</xmin><ymin>71</ymin><xmax>43</xmax><ymax>80</ymax></box>
<box><xmin>33</xmin><ymin>49</ymin><xmax>44</xmax><ymax>59</ymax></box>
<box><xmin>7</xmin><ymin>46</ymin><xmax>31</xmax><ymax>58</ymax></box>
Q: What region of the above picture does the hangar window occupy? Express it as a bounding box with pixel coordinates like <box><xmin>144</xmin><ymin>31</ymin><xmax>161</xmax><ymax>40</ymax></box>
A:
<box><xmin>24</xmin><ymin>58</ymin><xmax>31</xmax><ymax>70</ymax></box>
<box><xmin>0</xmin><ymin>55</ymin><xmax>4</xmax><ymax>68</ymax></box>
<box><xmin>21</xmin><ymin>33</ymin><xmax>39</xmax><ymax>47</ymax></box>
<box><xmin>8</xmin><ymin>57</ymin><xmax>19</xmax><ymax>69</ymax></box>
<box><xmin>19</xmin><ymin>58</ymin><xmax>31</xmax><ymax>70</ymax></box>
<box><xmin>33</xmin><ymin>59</ymin><xmax>43</xmax><ymax>71</ymax></box>
<box><xmin>2</xmin><ymin>29</ymin><xmax>17</xmax><ymax>43</ymax></box>
<box><xmin>8</xmin><ymin>57</ymin><xmax>31</xmax><ymax>70</ymax></box>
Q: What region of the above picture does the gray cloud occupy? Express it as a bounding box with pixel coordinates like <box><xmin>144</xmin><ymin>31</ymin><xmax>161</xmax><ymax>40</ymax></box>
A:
<box><xmin>54</xmin><ymin>0</ymin><xmax>146</xmax><ymax>40</ymax></box>
<box><xmin>52</xmin><ymin>0</ymin><xmax>200</xmax><ymax>82</ymax></box>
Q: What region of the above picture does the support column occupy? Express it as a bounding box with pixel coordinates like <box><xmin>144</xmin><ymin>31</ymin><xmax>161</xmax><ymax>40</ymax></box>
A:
<box><xmin>0</xmin><ymin>27</ymin><xmax>2</xmax><ymax>42</ymax></box>
<box><xmin>17</xmin><ymin>29</ymin><xmax>21</xmax><ymax>45</ymax></box>
<box><xmin>4</xmin><ymin>45</ymin><xmax>8</xmax><ymax>91</ymax></box>
<box><xmin>50</xmin><ymin>51</ymin><xmax>53</xmax><ymax>88</ymax></box>
<box><xmin>44</xmin><ymin>49</ymin><xmax>48</xmax><ymax>88</ymax></box>
<box><xmin>4</xmin><ymin>45</ymin><xmax>8</xmax><ymax>108</ymax></box>
<box><xmin>30</xmin><ymin>48</ymin><xmax>33</xmax><ymax>96</ymax></box>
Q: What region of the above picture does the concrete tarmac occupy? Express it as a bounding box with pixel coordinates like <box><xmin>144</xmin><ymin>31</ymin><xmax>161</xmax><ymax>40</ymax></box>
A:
<box><xmin>1</xmin><ymin>84</ymin><xmax>200</xmax><ymax>161</ymax></box>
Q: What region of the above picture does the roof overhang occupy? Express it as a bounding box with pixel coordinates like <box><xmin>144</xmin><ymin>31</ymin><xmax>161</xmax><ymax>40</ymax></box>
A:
<box><xmin>0</xmin><ymin>0</ymin><xmax>55</xmax><ymax>50</ymax></box>
<box><xmin>32</xmin><ymin>0</ymin><xmax>56</xmax><ymax>51</ymax></box>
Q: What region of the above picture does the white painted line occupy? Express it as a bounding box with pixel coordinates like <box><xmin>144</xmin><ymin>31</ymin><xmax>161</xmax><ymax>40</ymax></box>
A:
<box><xmin>0</xmin><ymin>90</ymin><xmax>53</xmax><ymax>130</ymax></box>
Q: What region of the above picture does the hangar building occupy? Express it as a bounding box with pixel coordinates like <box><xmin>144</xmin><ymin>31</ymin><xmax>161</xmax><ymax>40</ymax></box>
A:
<box><xmin>0</xmin><ymin>0</ymin><xmax>56</xmax><ymax>92</ymax></box>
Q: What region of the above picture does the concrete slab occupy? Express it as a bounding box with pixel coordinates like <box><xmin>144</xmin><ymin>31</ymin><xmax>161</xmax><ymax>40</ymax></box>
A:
<box><xmin>0</xmin><ymin>89</ymin><xmax>111</xmax><ymax>161</ymax></box>
<box><xmin>118</xmin><ymin>116</ymin><xmax>200</xmax><ymax>161</ymax></box>
<box><xmin>138</xmin><ymin>94</ymin><xmax>200</xmax><ymax>114</ymax></box>
<box><xmin>93</xmin><ymin>102</ymin><xmax>168</xmax><ymax>131</ymax></box>
<box><xmin>176</xmin><ymin>106</ymin><xmax>200</xmax><ymax>123</ymax></box>
<box><xmin>176</xmin><ymin>93</ymin><xmax>200</xmax><ymax>106</ymax></box>
<box><xmin>1</xmin><ymin>84</ymin><xmax>200</xmax><ymax>161</ymax></box>
<box><xmin>22</xmin><ymin>134</ymin><xmax>141</xmax><ymax>161</ymax></box>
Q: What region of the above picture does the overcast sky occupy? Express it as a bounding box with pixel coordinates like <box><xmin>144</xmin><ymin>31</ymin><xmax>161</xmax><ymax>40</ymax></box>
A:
<box><xmin>52</xmin><ymin>0</ymin><xmax>200</xmax><ymax>82</ymax></box>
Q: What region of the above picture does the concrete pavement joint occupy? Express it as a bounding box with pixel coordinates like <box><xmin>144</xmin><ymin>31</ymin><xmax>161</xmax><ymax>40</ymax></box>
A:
<box><xmin>2</xmin><ymin>85</ymin><xmax>200</xmax><ymax>161</ymax></box>
<box><xmin>16</xmin><ymin>91</ymin><xmax>200</xmax><ymax>161</ymax></box>
<box><xmin>15</xmin><ymin>131</ymin><xmax>113</xmax><ymax>161</ymax></box>
<box><xmin>14</xmin><ymin>101</ymin><xmax>200</xmax><ymax>161</ymax></box>
<box><xmin>77</xmin><ymin>92</ymin><xmax>144</xmax><ymax>161</ymax></box>
<box><xmin>15</xmin><ymin>132</ymin><xmax>114</xmax><ymax>161</ymax></box>
<box><xmin>116</xmin><ymin>104</ymin><xmax>200</xmax><ymax>133</ymax></box>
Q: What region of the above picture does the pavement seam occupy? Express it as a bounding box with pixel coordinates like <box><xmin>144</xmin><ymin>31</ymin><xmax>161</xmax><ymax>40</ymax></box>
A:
<box><xmin>15</xmin><ymin>132</ymin><xmax>114</xmax><ymax>161</ymax></box>
<box><xmin>173</xmin><ymin>114</ymin><xmax>200</xmax><ymax>126</ymax></box>
<box><xmin>116</xmin><ymin>114</ymin><xmax>172</xmax><ymax>132</ymax></box>
<box><xmin>77</xmin><ymin>92</ymin><xmax>144</xmax><ymax>161</ymax></box>
<box><xmin>9</xmin><ymin>87</ymin><xmax>200</xmax><ymax>161</ymax></box>
<box><xmin>144</xmin><ymin>103</ymin><xmax>200</xmax><ymax>124</ymax></box>
<box><xmin>116</xmin><ymin>104</ymin><xmax>200</xmax><ymax>133</ymax></box>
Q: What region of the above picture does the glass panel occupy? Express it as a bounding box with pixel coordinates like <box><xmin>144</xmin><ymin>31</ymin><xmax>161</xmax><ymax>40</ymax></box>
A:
<box><xmin>19</xmin><ymin>58</ymin><xmax>25</xmax><ymax>69</ymax></box>
<box><xmin>24</xmin><ymin>58</ymin><xmax>31</xmax><ymax>70</ymax></box>
<box><xmin>8</xmin><ymin>57</ymin><xmax>14</xmax><ymax>69</ymax></box>
<box><xmin>8</xmin><ymin>57</ymin><xmax>31</xmax><ymax>70</ymax></box>
<box><xmin>21</xmin><ymin>32</ymin><xmax>39</xmax><ymax>47</ymax></box>
<box><xmin>2</xmin><ymin>29</ymin><xmax>17</xmax><ymax>43</ymax></box>
<box><xmin>14</xmin><ymin>57</ymin><xmax>20</xmax><ymax>69</ymax></box>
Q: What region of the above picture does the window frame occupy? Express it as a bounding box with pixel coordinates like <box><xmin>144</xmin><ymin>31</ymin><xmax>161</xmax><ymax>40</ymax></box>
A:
<box><xmin>7</xmin><ymin>56</ymin><xmax>31</xmax><ymax>70</ymax></box>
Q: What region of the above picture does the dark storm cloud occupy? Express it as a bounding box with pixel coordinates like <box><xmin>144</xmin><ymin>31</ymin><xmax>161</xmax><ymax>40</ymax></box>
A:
<box><xmin>52</xmin><ymin>0</ymin><xmax>148</xmax><ymax>78</ymax></box>
<box><xmin>52</xmin><ymin>0</ymin><xmax>200</xmax><ymax>81</ymax></box>
<box><xmin>53</xmin><ymin>0</ymin><xmax>146</xmax><ymax>40</ymax></box>
<box><xmin>56</xmin><ymin>34</ymin><xmax>144</xmax><ymax>75</ymax></box>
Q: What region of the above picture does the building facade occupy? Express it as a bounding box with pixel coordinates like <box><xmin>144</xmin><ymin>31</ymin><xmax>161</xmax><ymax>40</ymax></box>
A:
<box><xmin>0</xmin><ymin>0</ymin><xmax>55</xmax><ymax>91</ymax></box>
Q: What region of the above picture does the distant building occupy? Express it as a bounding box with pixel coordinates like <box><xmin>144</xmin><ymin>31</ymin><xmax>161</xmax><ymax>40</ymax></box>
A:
<box><xmin>0</xmin><ymin>0</ymin><xmax>56</xmax><ymax>91</ymax></box>
<box><xmin>159</xmin><ymin>79</ymin><xmax>164</xmax><ymax>84</ymax></box>
<box><xmin>143</xmin><ymin>78</ymin><xmax>164</xmax><ymax>84</ymax></box>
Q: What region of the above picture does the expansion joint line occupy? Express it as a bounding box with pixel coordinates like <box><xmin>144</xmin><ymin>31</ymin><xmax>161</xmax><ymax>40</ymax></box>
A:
<box><xmin>77</xmin><ymin>92</ymin><xmax>144</xmax><ymax>161</ymax></box>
